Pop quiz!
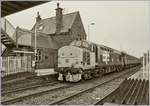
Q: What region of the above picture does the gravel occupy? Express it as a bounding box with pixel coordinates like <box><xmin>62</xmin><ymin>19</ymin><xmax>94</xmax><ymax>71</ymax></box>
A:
<box><xmin>2</xmin><ymin>75</ymin><xmax>57</xmax><ymax>92</ymax></box>
<box><xmin>2</xmin><ymin>78</ymin><xmax>44</xmax><ymax>91</ymax></box>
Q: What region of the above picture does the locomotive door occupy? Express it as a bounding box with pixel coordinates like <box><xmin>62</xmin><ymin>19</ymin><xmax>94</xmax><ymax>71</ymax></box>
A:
<box><xmin>49</xmin><ymin>53</ymin><xmax>55</xmax><ymax>68</ymax></box>
<box><xmin>93</xmin><ymin>44</ymin><xmax>98</xmax><ymax>63</ymax></box>
<box><xmin>121</xmin><ymin>52</ymin><xmax>126</xmax><ymax>65</ymax></box>
<box><xmin>83</xmin><ymin>51</ymin><xmax>90</xmax><ymax>66</ymax></box>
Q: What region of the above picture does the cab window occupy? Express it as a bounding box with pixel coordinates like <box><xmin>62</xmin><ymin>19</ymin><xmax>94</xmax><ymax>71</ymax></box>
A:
<box><xmin>82</xmin><ymin>41</ymin><xmax>89</xmax><ymax>48</ymax></box>
<box><xmin>76</xmin><ymin>41</ymin><xmax>82</xmax><ymax>47</ymax></box>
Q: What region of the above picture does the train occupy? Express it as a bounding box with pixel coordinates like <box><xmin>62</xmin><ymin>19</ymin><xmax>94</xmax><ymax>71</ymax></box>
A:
<box><xmin>55</xmin><ymin>39</ymin><xmax>141</xmax><ymax>82</ymax></box>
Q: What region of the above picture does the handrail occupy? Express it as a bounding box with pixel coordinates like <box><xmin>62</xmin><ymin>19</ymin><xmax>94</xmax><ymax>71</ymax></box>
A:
<box><xmin>1</xmin><ymin>18</ymin><xmax>16</xmax><ymax>40</ymax></box>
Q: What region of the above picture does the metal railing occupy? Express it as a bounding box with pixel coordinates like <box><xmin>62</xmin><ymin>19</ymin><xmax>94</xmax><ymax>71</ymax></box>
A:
<box><xmin>1</xmin><ymin>18</ymin><xmax>16</xmax><ymax>40</ymax></box>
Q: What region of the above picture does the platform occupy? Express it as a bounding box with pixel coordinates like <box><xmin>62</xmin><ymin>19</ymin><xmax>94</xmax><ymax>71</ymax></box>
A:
<box><xmin>97</xmin><ymin>78</ymin><xmax>149</xmax><ymax>105</ymax></box>
<box><xmin>96</xmin><ymin>67</ymin><xmax>149</xmax><ymax>105</ymax></box>
<box><xmin>129</xmin><ymin>67</ymin><xmax>149</xmax><ymax>80</ymax></box>
<box><xmin>35</xmin><ymin>68</ymin><xmax>58</xmax><ymax>76</ymax></box>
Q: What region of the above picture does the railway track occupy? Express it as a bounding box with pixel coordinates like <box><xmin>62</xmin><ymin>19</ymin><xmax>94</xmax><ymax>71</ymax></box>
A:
<box><xmin>1</xmin><ymin>66</ymin><xmax>140</xmax><ymax>105</ymax></box>
<box><xmin>2</xmin><ymin>81</ymin><xmax>59</xmax><ymax>96</ymax></box>
<box><xmin>2</xmin><ymin>77</ymin><xmax>44</xmax><ymax>92</ymax></box>
<box><xmin>1</xmin><ymin>82</ymin><xmax>73</xmax><ymax>105</ymax></box>
<box><xmin>50</xmin><ymin>66</ymin><xmax>140</xmax><ymax>105</ymax></box>
<box><xmin>2</xmin><ymin>74</ymin><xmax>57</xmax><ymax>92</ymax></box>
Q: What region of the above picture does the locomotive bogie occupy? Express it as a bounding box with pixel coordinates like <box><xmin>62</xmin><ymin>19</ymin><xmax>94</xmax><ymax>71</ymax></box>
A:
<box><xmin>58</xmin><ymin>73</ymin><xmax>82</xmax><ymax>82</ymax></box>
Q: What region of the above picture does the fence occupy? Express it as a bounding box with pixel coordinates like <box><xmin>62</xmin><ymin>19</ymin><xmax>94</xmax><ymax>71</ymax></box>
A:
<box><xmin>143</xmin><ymin>50</ymin><xmax>149</xmax><ymax>78</ymax></box>
<box><xmin>2</xmin><ymin>55</ymin><xmax>33</xmax><ymax>76</ymax></box>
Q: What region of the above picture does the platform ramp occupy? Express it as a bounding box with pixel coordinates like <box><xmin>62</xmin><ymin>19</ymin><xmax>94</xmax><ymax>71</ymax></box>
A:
<box><xmin>96</xmin><ymin>78</ymin><xmax>149</xmax><ymax>105</ymax></box>
<box><xmin>35</xmin><ymin>68</ymin><xmax>58</xmax><ymax>76</ymax></box>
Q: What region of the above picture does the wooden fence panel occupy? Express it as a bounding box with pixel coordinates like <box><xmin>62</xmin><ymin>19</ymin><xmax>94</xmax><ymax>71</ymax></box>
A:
<box><xmin>27</xmin><ymin>56</ymin><xmax>32</xmax><ymax>71</ymax></box>
<box><xmin>2</xmin><ymin>55</ymin><xmax>32</xmax><ymax>76</ymax></box>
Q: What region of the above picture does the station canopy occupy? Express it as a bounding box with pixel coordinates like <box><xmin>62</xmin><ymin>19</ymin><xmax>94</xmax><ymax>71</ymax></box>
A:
<box><xmin>1</xmin><ymin>1</ymin><xmax>48</xmax><ymax>17</ymax></box>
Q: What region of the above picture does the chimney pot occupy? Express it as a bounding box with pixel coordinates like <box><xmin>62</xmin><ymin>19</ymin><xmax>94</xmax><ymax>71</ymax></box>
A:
<box><xmin>36</xmin><ymin>11</ymin><xmax>41</xmax><ymax>22</ymax></box>
<box><xmin>55</xmin><ymin>3</ymin><xmax>63</xmax><ymax>34</ymax></box>
<box><xmin>57</xmin><ymin>3</ymin><xmax>59</xmax><ymax>8</ymax></box>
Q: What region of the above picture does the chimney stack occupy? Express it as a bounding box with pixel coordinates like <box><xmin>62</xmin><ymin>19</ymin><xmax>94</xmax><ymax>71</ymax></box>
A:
<box><xmin>55</xmin><ymin>3</ymin><xmax>63</xmax><ymax>34</ymax></box>
<box><xmin>36</xmin><ymin>11</ymin><xmax>41</xmax><ymax>22</ymax></box>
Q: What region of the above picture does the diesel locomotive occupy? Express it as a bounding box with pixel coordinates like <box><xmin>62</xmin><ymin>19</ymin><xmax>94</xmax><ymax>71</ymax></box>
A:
<box><xmin>55</xmin><ymin>39</ymin><xmax>141</xmax><ymax>82</ymax></box>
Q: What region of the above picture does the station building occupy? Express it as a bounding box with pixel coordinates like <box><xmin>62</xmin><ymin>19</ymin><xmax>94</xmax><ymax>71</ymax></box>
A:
<box><xmin>1</xmin><ymin>3</ymin><xmax>87</xmax><ymax>75</ymax></box>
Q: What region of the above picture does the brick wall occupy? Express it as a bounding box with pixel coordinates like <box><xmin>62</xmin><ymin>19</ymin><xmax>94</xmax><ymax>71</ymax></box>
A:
<box><xmin>52</xmin><ymin>12</ymin><xmax>87</xmax><ymax>48</ymax></box>
<box><xmin>71</xmin><ymin>12</ymin><xmax>87</xmax><ymax>40</ymax></box>
<box><xmin>36</xmin><ymin>47</ymin><xmax>57</xmax><ymax>69</ymax></box>
<box><xmin>52</xmin><ymin>34</ymin><xmax>74</xmax><ymax>47</ymax></box>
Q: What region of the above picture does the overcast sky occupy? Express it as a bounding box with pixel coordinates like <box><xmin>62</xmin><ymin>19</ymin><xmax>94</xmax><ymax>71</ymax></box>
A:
<box><xmin>5</xmin><ymin>0</ymin><xmax>150</xmax><ymax>58</ymax></box>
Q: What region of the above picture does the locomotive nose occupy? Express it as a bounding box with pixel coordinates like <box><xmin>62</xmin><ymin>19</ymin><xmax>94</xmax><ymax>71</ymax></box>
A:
<box><xmin>58</xmin><ymin>46</ymin><xmax>82</xmax><ymax>68</ymax></box>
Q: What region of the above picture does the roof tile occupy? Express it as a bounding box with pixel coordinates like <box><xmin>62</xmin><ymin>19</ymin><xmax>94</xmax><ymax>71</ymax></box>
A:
<box><xmin>33</xmin><ymin>11</ymin><xmax>78</xmax><ymax>34</ymax></box>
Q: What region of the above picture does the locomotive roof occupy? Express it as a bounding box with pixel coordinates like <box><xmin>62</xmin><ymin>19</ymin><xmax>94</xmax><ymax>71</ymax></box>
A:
<box><xmin>70</xmin><ymin>40</ymin><xmax>140</xmax><ymax>59</ymax></box>
<box><xmin>70</xmin><ymin>39</ymin><xmax>122</xmax><ymax>54</ymax></box>
<box><xmin>91</xmin><ymin>41</ymin><xmax>122</xmax><ymax>54</ymax></box>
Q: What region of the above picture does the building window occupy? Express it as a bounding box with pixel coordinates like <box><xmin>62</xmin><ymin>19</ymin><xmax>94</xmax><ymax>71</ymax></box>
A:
<box><xmin>45</xmin><ymin>56</ymin><xmax>48</xmax><ymax>60</ymax></box>
<box><xmin>66</xmin><ymin>59</ymin><xmax>69</xmax><ymax>63</ymax></box>
<box><xmin>36</xmin><ymin>56</ymin><xmax>38</xmax><ymax>61</ymax></box>
<box><xmin>37</xmin><ymin>49</ymin><xmax>41</xmax><ymax>61</ymax></box>
<box><xmin>38</xmin><ymin>24</ymin><xmax>44</xmax><ymax>30</ymax></box>
<box><xmin>39</xmin><ymin>56</ymin><xmax>41</xmax><ymax>60</ymax></box>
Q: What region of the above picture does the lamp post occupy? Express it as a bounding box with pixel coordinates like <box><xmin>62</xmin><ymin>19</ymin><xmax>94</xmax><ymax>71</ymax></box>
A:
<box><xmin>34</xmin><ymin>23</ymin><xmax>37</xmax><ymax>69</ymax></box>
<box><xmin>88</xmin><ymin>22</ymin><xmax>95</xmax><ymax>41</ymax></box>
<box><xmin>34</xmin><ymin>21</ymin><xmax>42</xmax><ymax>69</ymax></box>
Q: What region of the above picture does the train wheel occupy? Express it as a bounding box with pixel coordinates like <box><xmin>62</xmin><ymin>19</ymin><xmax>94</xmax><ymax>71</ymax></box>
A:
<box><xmin>63</xmin><ymin>75</ymin><xmax>66</xmax><ymax>81</ymax></box>
<box><xmin>93</xmin><ymin>69</ymin><xmax>99</xmax><ymax>78</ymax></box>
<box><xmin>88</xmin><ymin>72</ymin><xmax>93</xmax><ymax>79</ymax></box>
<box><xmin>93</xmin><ymin>72</ymin><xmax>99</xmax><ymax>78</ymax></box>
<box><xmin>82</xmin><ymin>73</ymin><xmax>88</xmax><ymax>80</ymax></box>
<box><xmin>58</xmin><ymin>73</ymin><xmax>63</xmax><ymax>81</ymax></box>
<box><xmin>97</xmin><ymin>71</ymin><xmax>103</xmax><ymax>77</ymax></box>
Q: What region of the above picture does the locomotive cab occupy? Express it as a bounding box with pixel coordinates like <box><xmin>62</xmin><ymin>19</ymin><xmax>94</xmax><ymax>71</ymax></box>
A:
<box><xmin>57</xmin><ymin>40</ymin><xmax>96</xmax><ymax>82</ymax></box>
<box><xmin>58</xmin><ymin>46</ymin><xmax>83</xmax><ymax>68</ymax></box>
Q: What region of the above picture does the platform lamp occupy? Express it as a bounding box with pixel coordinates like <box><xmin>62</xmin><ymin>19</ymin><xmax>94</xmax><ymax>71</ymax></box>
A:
<box><xmin>34</xmin><ymin>23</ymin><xmax>37</xmax><ymax>69</ymax></box>
<box><xmin>34</xmin><ymin>21</ymin><xmax>41</xmax><ymax>69</ymax></box>
<box><xmin>88</xmin><ymin>22</ymin><xmax>95</xmax><ymax>41</ymax></box>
